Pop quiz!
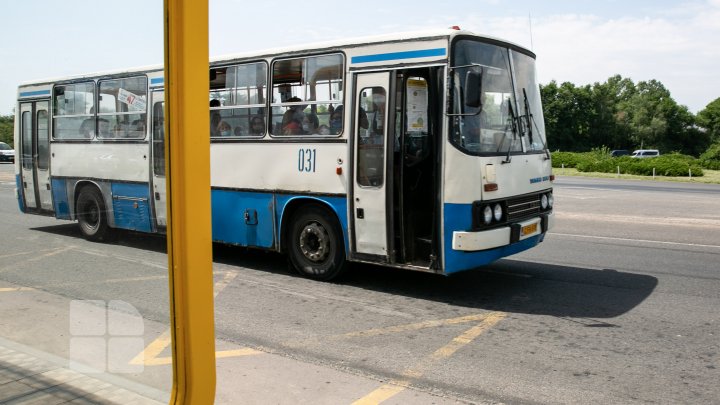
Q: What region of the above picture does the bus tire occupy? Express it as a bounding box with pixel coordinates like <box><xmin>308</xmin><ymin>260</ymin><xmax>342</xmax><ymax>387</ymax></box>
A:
<box><xmin>287</xmin><ymin>205</ymin><xmax>346</xmax><ymax>281</ymax></box>
<box><xmin>76</xmin><ymin>186</ymin><xmax>113</xmax><ymax>242</ymax></box>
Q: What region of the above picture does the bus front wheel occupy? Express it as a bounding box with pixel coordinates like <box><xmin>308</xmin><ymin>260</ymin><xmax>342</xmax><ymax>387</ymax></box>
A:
<box><xmin>287</xmin><ymin>205</ymin><xmax>346</xmax><ymax>281</ymax></box>
<box><xmin>76</xmin><ymin>186</ymin><xmax>113</xmax><ymax>242</ymax></box>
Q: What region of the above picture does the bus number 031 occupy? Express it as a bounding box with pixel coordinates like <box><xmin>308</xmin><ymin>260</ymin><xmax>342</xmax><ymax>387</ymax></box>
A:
<box><xmin>298</xmin><ymin>148</ymin><xmax>316</xmax><ymax>173</ymax></box>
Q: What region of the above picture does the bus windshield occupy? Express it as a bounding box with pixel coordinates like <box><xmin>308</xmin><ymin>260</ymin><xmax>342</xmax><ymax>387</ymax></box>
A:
<box><xmin>449</xmin><ymin>39</ymin><xmax>547</xmax><ymax>155</ymax></box>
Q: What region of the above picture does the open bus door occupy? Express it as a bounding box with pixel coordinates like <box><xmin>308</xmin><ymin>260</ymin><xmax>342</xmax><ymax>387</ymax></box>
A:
<box><xmin>351</xmin><ymin>72</ymin><xmax>391</xmax><ymax>261</ymax></box>
<box><xmin>150</xmin><ymin>91</ymin><xmax>167</xmax><ymax>231</ymax></box>
<box><xmin>351</xmin><ymin>69</ymin><xmax>440</xmax><ymax>269</ymax></box>
<box><xmin>19</xmin><ymin>100</ymin><xmax>53</xmax><ymax>214</ymax></box>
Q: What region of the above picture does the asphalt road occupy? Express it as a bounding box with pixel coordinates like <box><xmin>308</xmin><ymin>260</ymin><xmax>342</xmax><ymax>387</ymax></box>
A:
<box><xmin>1</xmin><ymin>162</ymin><xmax>718</xmax><ymax>404</ymax></box>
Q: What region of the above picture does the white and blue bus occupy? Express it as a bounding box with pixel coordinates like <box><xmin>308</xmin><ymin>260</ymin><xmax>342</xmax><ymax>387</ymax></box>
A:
<box><xmin>15</xmin><ymin>28</ymin><xmax>554</xmax><ymax>280</ymax></box>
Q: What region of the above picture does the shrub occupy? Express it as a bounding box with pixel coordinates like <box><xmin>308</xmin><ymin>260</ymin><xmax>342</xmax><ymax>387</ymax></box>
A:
<box><xmin>551</xmin><ymin>151</ymin><xmax>581</xmax><ymax>168</ymax></box>
<box><xmin>700</xmin><ymin>142</ymin><xmax>720</xmax><ymax>170</ymax></box>
<box><xmin>560</xmin><ymin>150</ymin><xmax>705</xmax><ymax>177</ymax></box>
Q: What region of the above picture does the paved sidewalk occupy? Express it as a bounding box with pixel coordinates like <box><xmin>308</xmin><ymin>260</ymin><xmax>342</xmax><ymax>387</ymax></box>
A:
<box><xmin>0</xmin><ymin>338</ymin><xmax>167</xmax><ymax>405</ymax></box>
<box><xmin>1</xmin><ymin>335</ymin><xmax>474</xmax><ymax>405</ymax></box>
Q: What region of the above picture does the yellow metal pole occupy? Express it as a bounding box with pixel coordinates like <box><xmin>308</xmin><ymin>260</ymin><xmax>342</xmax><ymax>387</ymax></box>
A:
<box><xmin>163</xmin><ymin>0</ymin><xmax>215</xmax><ymax>404</ymax></box>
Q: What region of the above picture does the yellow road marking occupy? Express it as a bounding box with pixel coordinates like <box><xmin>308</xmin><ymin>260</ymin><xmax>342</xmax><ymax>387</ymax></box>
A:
<box><xmin>213</xmin><ymin>270</ymin><xmax>237</xmax><ymax>298</ymax></box>
<box><xmin>352</xmin><ymin>384</ymin><xmax>407</xmax><ymax>404</ymax></box>
<box><xmin>215</xmin><ymin>348</ymin><xmax>263</xmax><ymax>359</ymax></box>
<box><xmin>130</xmin><ymin>330</ymin><xmax>172</xmax><ymax>366</ymax></box>
<box><xmin>0</xmin><ymin>287</ymin><xmax>35</xmax><ymax>292</ymax></box>
<box><xmin>336</xmin><ymin>313</ymin><xmax>491</xmax><ymax>339</ymax></box>
<box><xmin>0</xmin><ymin>247</ymin><xmax>77</xmax><ymax>273</ymax></box>
<box><xmin>130</xmin><ymin>270</ymin><xmax>260</xmax><ymax>366</ymax></box>
<box><xmin>26</xmin><ymin>246</ymin><xmax>75</xmax><ymax>263</ymax></box>
<box><xmin>352</xmin><ymin>312</ymin><xmax>506</xmax><ymax>405</ymax></box>
<box><xmin>0</xmin><ymin>251</ymin><xmax>37</xmax><ymax>260</ymax></box>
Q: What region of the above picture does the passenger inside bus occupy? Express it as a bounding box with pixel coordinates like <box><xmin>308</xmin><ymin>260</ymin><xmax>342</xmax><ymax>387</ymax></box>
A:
<box><xmin>79</xmin><ymin>118</ymin><xmax>95</xmax><ymax>137</ymax></box>
<box><xmin>281</xmin><ymin>97</ymin><xmax>306</xmax><ymax>134</ymax></box>
<box><xmin>210</xmin><ymin>99</ymin><xmax>221</xmax><ymax>137</ymax></box>
<box><xmin>97</xmin><ymin>118</ymin><xmax>110</xmax><ymax>137</ymax></box>
<box><xmin>249</xmin><ymin>116</ymin><xmax>265</xmax><ymax>135</ymax></box>
<box><xmin>302</xmin><ymin>114</ymin><xmax>318</xmax><ymax>134</ymax></box>
<box><xmin>329</xmin><ymin>105</ymin><xmax>343</xmax><ymax>134</ymax></box>
<box><xmin>217</xmin><ymin>120</ymin><xmax>232</xmax><ymax>137</ymax></box>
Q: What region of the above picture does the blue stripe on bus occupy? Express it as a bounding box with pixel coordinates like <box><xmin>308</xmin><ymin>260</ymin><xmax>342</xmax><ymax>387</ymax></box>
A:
<box><xmin>211</xmin><ymin>190</ymin><xmax>275</xmax><ymax>248</ymax></box>
<box><xmin>150</xmin><ymin>77</ymin><xmax>164</xmax><ymax>86</ymax></box>
<box><xmin>16</xmin><ymin>175</ymin><xmax>25</xmax><ymax>213</ymax></box>
<box><xmin>19</xmin><ymin>90</ymin><xmax>51</xmax><ymax>98</ymax></box>
<box><xmin>351</xmin><ymin>48</ymin><xmax>446</xmax><ymax>64</ymax></box>
<box><xmin>111</xmin><ymin>182</ymin><xmax>152</xmax><ymax>232</ymax></box>
<box><xmin>442</xmin><ymin>203</ymin><xmax>543</xmax><ymax>274</ymax></box>
<box><xmin>210</xmin><ymin>191</ymin><xmax>348</xmax><ymax>252</ymax></box>
<box><xmin>51</xmin><ymin>179</ymin><xmax>71</xmax><ymax>219</ymax></box>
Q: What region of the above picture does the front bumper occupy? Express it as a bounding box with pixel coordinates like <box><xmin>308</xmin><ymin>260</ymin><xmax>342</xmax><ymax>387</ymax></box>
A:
<box><xmin>452</xmin><ymin>211</ymin><xmax>554</xmax><ymax>251</ymax></box>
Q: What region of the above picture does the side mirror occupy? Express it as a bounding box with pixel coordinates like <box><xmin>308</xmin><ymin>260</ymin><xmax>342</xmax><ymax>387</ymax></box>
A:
<box><xmin>464</xmin><ymin>70</ymin><xmax>482</xmax><ymax>108</ymax></box>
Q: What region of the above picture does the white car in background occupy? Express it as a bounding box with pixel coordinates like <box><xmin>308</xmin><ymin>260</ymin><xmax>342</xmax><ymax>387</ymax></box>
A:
<box><xmin>631</xmin><ymin>149</ymin><xmax>660</xmax><ymax>158</ymax></box>
<box><xmin>0</xmin><ymin>142</ymin><xmax>15</xmax><ymax>163</ymax></box>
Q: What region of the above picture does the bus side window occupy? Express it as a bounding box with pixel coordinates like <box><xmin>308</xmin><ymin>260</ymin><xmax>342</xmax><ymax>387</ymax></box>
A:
<box><xmin>97</xmin><ymin>76</ymin><xmax>148</xmax><ymax>139</ymax></box>
<box><xmin>210</xmin><ymin>62</ymin><xmax>268</xmax><ymax>138</ymax></box>
<box><xmin>357</xmin><ymin>87</ymin><xmax>386</xmax><ymax>187</ymax></box>
<box><xmin>153</xmin><ymin>102</ymin><xmax>165</xmax><ymax>176</ymax></box>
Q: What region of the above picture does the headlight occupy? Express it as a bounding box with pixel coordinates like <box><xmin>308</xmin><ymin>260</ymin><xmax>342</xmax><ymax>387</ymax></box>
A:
<box><xmin>483</xmin><ymin>206</ymin><xmax>493</xmax><ymax>225</ymax></box>
<box><xmin>547</xmin><ymin>192</ymin><xmax>554</xmax><ymax>208</ymax></box>
<box><xmin>493</xmin><ymin>203</ymin><xmax>503</xmax><ymax>221</ymax></box>
<box><xmin>541</xmin><ymin>194</ymin><xmax>548</xmax><ymax>210</ymax></box>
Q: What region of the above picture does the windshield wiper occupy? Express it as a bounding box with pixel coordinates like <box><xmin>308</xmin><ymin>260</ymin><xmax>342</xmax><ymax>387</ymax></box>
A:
<box><xmin>499</xmin><ymin>99</ymin><xmax>518</xmax><ymax>164</ymax></box>
<box><xmin>522</xmin><ymin>88</ymin><xmax>533</xmax><ymax>146</ymax></box>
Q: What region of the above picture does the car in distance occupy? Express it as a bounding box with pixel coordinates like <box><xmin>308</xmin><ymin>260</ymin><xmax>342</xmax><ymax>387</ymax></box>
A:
<box><xmin>610</xmin><ymin>149</ymin><xmax>630</xmax><ymax>157</ymax></box>
<box><xmin>631</xmin><ymin>149</ymin><xmax>660</xmax><ymax>158</ymax></box>
<box><xmin>0</xmin><ymin>142</ymin><xmax>15</xmax><ymax>162</ymax></box>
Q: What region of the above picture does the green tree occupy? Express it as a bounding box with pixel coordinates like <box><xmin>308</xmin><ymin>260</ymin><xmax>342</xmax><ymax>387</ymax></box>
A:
<box><xmin>589</xmin><ymin>74</ymin><xmax>635</xmax><ymax>149</ymax></box>
<box><xmin>540</xmin><ymin>81</ymin><xmax>594</xmax><ymax>151</ymax></box>
<box><xmin>0</xmin><ymin>115</ymin><xmax>14</xmax><ymax>146</ymax></box>
<box><xmin>697</xmin><ymin>97</ymin><xmax>720</xmax><ymax>143</ymax></box>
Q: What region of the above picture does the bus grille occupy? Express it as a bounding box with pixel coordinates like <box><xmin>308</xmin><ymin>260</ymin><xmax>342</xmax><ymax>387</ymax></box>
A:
<box><xmin>506</xmin><ymin>194</ymin><xmax>541</xmax><ymax>221</ymax></box>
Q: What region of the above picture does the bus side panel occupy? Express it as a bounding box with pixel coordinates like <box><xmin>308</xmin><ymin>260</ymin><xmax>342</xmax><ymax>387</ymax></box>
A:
<box><xmin>443</xmin><ymin>202</ymin><xmax>544</xmax><ymax>274</ymax></box>
<box><xmin>51</xmin><ymin>178</ymin><xmax>71</xmax><ymax>220</ymax></box>
<box><xmin>275</xmin><ymin>195</ymin><xmax>349</xmax><ymax>254</ymax></box>
<box><xmin>110</xmin><ymin>182</ymin><xmax>152</xmax><ymax>233</ymax></box>
<box><xmin>211</xmin><ymin>189</ymin><xmax>274</xmax><ymax>248</ymax></box>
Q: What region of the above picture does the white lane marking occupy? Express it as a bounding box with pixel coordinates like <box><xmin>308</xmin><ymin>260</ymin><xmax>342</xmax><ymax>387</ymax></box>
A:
<box><xmin>554</xmin><ymin>212</ymin><xmax>720</xmax><ymax>228</ymax></box>
<box><xmin>550</xmin><ymin>232</ymin><xmax>720</xmax><ymax>250</ymax></box>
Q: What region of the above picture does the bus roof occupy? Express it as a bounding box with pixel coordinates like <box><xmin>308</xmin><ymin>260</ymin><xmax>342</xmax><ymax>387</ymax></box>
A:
<box><xmin>19</xmin><ymin>28</ymin><xmax>532</xmax><ymax>88</ymax></box>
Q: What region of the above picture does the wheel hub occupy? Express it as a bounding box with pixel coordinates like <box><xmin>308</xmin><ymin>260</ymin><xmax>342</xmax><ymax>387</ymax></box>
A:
<box><xmin>299</xmin><ymin>222</ymin><xmax>330</xmax><ymax>262</ymax></box>
<box><xmin>80</xmin><ymin>201</ymin><xmax>100</xmax><ymax>229</ymax></box>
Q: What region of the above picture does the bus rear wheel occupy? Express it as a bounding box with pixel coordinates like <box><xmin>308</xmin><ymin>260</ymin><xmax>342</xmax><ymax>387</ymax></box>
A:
<box><xmin>287</xmin><ymin>205</ymin><xmax>346</xmax><ymax>281</ymax></box>
<box><xmin>76</xmin><ymin>186</ymin><xmax>113</xmax><ymax>242</ymax></box>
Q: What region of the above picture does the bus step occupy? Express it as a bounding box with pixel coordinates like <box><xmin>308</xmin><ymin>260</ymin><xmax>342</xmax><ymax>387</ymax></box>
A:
<box><xmin>413</xmin><ymin>236</ymin><xmax>432</xmax><ymax>265</ymax></box>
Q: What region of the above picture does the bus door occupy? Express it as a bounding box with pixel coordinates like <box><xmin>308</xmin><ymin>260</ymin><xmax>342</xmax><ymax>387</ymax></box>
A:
<box><xmin>352</xmin><ymin>72</ymin><xmax>391</xmax><ymax>259</ymax></box>
<box><xmin>394</xmin><ymin>71</ymin><xmax>438</xmax><ymax>268</ymax></box>
<box><xmin>19</xmin><ymin>100</ymin><xmax>53</xmax><ymax>213</ymax></box>
<box><xmin>150</xmin><ymin>92</ymin><xmax>167</xmax><ymax>230</ymax></box>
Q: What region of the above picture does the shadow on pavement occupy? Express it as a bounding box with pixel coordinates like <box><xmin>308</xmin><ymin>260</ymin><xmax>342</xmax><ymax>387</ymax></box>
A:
<box><xmin>31</xmin><ymin>224</ymin><xmax>657</xmax><ymax>320</ymax></box>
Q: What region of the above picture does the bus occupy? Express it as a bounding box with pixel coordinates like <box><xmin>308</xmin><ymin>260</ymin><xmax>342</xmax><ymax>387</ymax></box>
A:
<box><xmin>14</xmin><ymin>28</ymin><xmax>554</xmax><ymax>281</ymax></box>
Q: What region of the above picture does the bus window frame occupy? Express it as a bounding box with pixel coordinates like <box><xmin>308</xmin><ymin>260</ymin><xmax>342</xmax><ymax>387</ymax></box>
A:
<box><xmin>209</xmin><ymin>60</ymin><xmax>269</xmax><ymax>139</ymax></box>
<box><xmin>52</xmin><ymin>81</ymin><xmax>97</xmax><ymax>141</ymax></box>
<box><xmin>269</xmin><ymin>52</ymin><xmax>345</xmax><ymax>138</ymax></box>
<box><xmin>96</xmin><ymin>75</ymin><xmax>149</xmax><ymax>141</ymax></box>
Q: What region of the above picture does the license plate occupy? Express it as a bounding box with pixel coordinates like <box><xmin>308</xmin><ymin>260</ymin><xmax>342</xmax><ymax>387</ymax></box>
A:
<box><xmin>521</xmin><ymin>223</ymin><xmax>538</xmax><ymax>237</ymax></box>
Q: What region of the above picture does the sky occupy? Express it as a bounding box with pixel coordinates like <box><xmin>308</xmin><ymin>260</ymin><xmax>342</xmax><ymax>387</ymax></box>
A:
<box><xmin>1</xmin><ymin>0</ymin><xmax>719</xmax><ymax>115</ymax></box>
